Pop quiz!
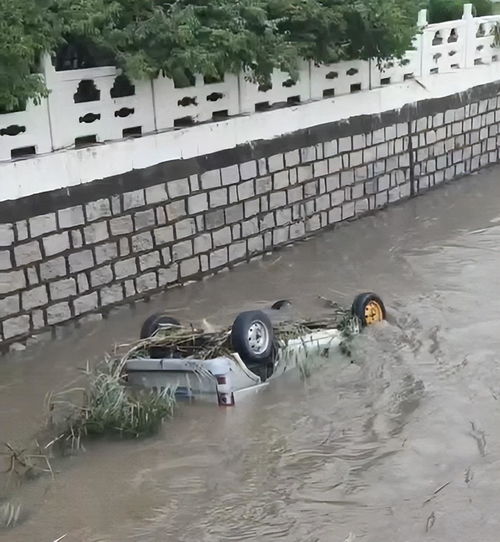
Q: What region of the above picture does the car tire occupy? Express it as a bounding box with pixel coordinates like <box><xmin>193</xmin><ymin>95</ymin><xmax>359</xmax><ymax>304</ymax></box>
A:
<box><xmin>271</xmin><ymin>299</ymin><xmax>292</xmax><ymax>311</ymax></box>
<box><xmin>231</xmin><ymin>310</ymin><xmax>275</xmax><ymax>364</ymax></box>
<box><xmin>140</xmin><ymin>313</ymin><xmax>181</xmax><ymax>339</ymax></box>
<box><xmin>351</xmin><ymin>293</ymin><xmax>386</xmax><ymax>326</ymax></box>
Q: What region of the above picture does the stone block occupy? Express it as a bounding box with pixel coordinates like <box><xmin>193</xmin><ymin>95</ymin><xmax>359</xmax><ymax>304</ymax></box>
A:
<box><xmin>267</xmin><ymin>154</ymin><xmax>284</xmax><ymax>173</ymax></box>
<box><xmin>139</xmin><ymin>251</ymin><xmax>161</xmax><ymax>271</ymax></box>
<box><xmin>237</xmin><ymin>180</ymin><xmax>255</xmax><ymax>201</ymax></box>
<box><xmin>342</xmin><ymin>202</ymin><xmax>355</xmax><ymax>219</ymax></box>
<box><xmin>285</xmin><ymin>150</ymin><xmax>300</xmax><ymax>167</ymax></box>
<box><xmin>363</xmin><ymin>147</ymin><xmax>377</xmax><ymax>163</ymax></box>
<box><xmin>114</xmin><ymin>257</ymin><xmax>137</xmax><ymax>279</ymax></box>
<box><xmin>255</xmin><ymin>176</ymin><xmax>272</xmax><ymax>195</ymax></box>
<box><xmin>172</xmin><ymin>240</ymin><xmax>193</xmax><ymax>260</ymax></box>
<box><xmin>43</xmin><ymin>232</ymin><xmax>70</xmax><ymax>257</ymax></box>
<box><xmin>193</xmin><ymin>234</ymin><xmax>212</xmax><ymax>254</ymax></box>
<box><xmin>355</xmin><ymin>198</ymin><xmax>369</xmax><ymax>214</ymax></box>
<box><xmin>269</xmin><ymin>191</ymin><xmax>286</xmax><ymax>209</ymax></box>
<box><xmin>3</xmin><ymin>314</ymin><xmax>30</xmax><ymax>339</ymax></box>
<box><xmin>0</xmin><ymin>224</ymin><xmax>14</xmax><ymax>247</ymax></box>
<box><xmin>340</xmin><ymin>170</ymin><xmax>354</xmax><ymax>187</ymax></box>
<box><xmin>67</xmin><ymin>250</ymin><xmax>94</xmax><ymax>278</ymax></box>
<box><xmin>132</xmin><ymin>231</ymin><xmax>154</xmax><ymax>252</ymax></box>
<box><xmin>324</xmin><ymin>140</ymin><xmax>338</xmax><ymax>158</ymax></box>
<box><xmin>175</xmin><ymin>219</ymin><xmax>196</xmax><ymax>239</ymax></box>
<box><xmin>339</xmin><ymin>137</ymin><xmax>352</xmax><ymax>153</ymax></box>
<box><xmin>376</xmin><ymin>143</ymin><xmax>389</xmax><ymax>160</ymax></box>
<box><xmin>201</xmin><ymin>169</ymin><xmax>221</xmax><ymax>190</ymax></box>
<box><xmin>248</xmin><ymin>235</ymin><xmax>264</xmax><ymax>254</ymax></box>
<box><xmin>212</xmin><ymin>227</ymin><xmax>232</xmax><ymax>248</ymax></box>
<box><xmin>300</xmin><ymin>146</ymin><xmax>316</xmax><ymax>163</ymax></box>
<box><xmin>29</xmin><ymin>213</ymin><xmax>56</xmax><ymax>237</ymax></box>
<box><xmin>123</xmin><ymin>189</ymin><xmax>145</xmax><ymax>210</ymax></box>
<box><xmin>210</xmin><ymin>247</ymin><xmax>228</xmax><ymax>268</ymax></box>
<box><xmin>273</xmin><ymin>170</ymin><xmax>289</xmax><ymax>190</ymax></box>
<box><xmin>58</xmin><ymin>206</ymin><xmax>86</xmax><ymax>231</ymax></box>
<box><xmin>313</xmin><ymin>160</ymin><xmax>328</xmax><ymax>178</ymax></box>
<box><xmin>15</xmin><ymin>241</ymin><xmax>42</xmax><ymax>266</ymax></box>
<box><xmin>229</xmin><ymin>241</ymin><xmax>247</xmax><ymax>262</ymax></box>
<box><xmin>90</xmin><ymin>266</ymin><xmax>113</xmax><ymax>287</ymax></box>
<box><xmin>18</xmin><ymin>221</ymin><xmax>30</xmax><ymax>242</ymax></box>
<box><xmin>372</xmin><ymin>128</ymin><xmax>385</xmax><ymax>144</ymax></box>
<box><xmin>385</xmin><ymin>126</ymin><xmax>396</xmax><ymax>140</ymax></box>
<box><xmin>275</xmin><ymin>208</ymin><xmax>292</xmax><ymax>226</ymax></box>
<box><xmin>145</xmin><ymin>184</ymin><xmax>168</xmax><ymax>205</ymax></box>
<box><xmin>46</xmin><ymin>302</ymin><xmax>71</xmax><ymax>325</ymax></box>
<box><xmin>136</xmin><ymin>272</ymin><xmax>158</xmax><ymax>293</ymax></box>
<box><xmin>40</xmin><ymin>258</ymin><xmax>65</xmax><ymax>280</ymax></box>
<box><xmin>154</xmin><ymin>225</ymin><xmax>174</xmax><ymax>245</ymax></box>
<box><xmin>240</xmin><ymin>160</ymin><xmax>257</xmax><ymax>180</ymax></box>
<box><xmin>100</xmin><ymin>284</ymin><xmax>124</xmax><ymax>305</ymax></box>
<box><xmin>71</xmin><ymin>230</ymin><xmax>83</xmax><ymax>249</ymax></box>
<box><xmin>0</xmin><ymin>250</ymin><xmax>11</xmax><ymax>271</ymax></box>
<box><xmin>0</xmin><ymin>294</ymin><xmax>19</xmax><ymax>318</ymax></box>
<box><xmin>188</xmin><ymin>193</ymin><xmax>208</xmax><ymax>214</ymax></box>
<box><xmin>178</xmin><ymin>257</ymin><xmax>199</xmax><ymax>278</ymax></box>
<box><xmin>167</xmin><ymin>178</ymin><xmax>190</xmax><ymax>199</ymax></box>
<box><xmin>225</xmin><ymin>204</ymin><xmax>244</xmax><ymax>224</ymax></box>
<box><xmin>244</xmin><ymin>199</ymin><xmax>260</xmax><ymax>219</ymax></box>
<box><xmin>220</xmin><ymin>165</ymin><xmax>240</xmax><ymax>185</ymax></box>
<box><xmin>95</xmin><ymin>242</ymin><xmax>118</xmax><ymax>265</ymax></box>
<box><xmin>297</xmin><ymin>165</ymin><xmax>313</xmax><ymax>182</ymax></box>
<box><xmin>50</xmin><ymin>278</ymin><xmax>77</xmax><ymax>300</ymax></box>
<box><xmin>73</xmin><ymin>292</ymin><xmax>98</xmax><ymax>315</ymax></box>
<box><xmin>350</xmin><ymin>151</ymin><xmax>363</xmax><ymax>168</ymax></box>
<box><xmin>22</xmin><ymin>285</ymin><xmax>48</xmax><ymax>310</ymax></box>
<box><xmin>209</xmin><ymin>188</ymin><xmax>228</xmax><ymax>208</ymax></box>
<box><xmin>84</xmin><ymin>221</ymin><xmax>109</xmax><ymax>244</ymax></box>
<box><xmin>86</xmin><ymin>199</ymin><xmax>111</xmax><ymax>222</ymax></box>
<box><xmin>165</xmin><ymin>200</ymin><xmax>186</xmax><ymax>222</ymax></box>
<box><xmin>27</xmin><ymin>267</ymin><xmax>39</xmax><ymax>287</ymax></box>
<box><xmin>77</xmin><ymin>273</ymin><xmax>90</xmax><ymax>293</ymax></box>
<box><xmin>134</xmin><ymin>209</ymin><xmax>156</xmax><ymax>230</ymax></box>
<box><xmin>205</xmin><ymin>210</ymin><xmax>225</xmax><ymax>229</ymax></box>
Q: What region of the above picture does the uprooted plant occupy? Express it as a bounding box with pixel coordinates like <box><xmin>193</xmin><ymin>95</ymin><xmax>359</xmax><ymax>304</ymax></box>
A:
<box><xmin>46</xmin><ymin>357</ymin><xmax>176</xmax><ymax>452</ymax></box>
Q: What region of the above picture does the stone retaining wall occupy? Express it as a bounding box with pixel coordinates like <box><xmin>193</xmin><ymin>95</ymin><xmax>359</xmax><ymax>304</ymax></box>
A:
<box><xmin>1</xmin><ymin>80</ymin><xmax>499</xmax><ymax>351</ymax></box>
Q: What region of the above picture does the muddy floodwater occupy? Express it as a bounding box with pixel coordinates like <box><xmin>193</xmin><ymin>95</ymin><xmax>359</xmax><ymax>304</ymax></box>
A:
<box><xmin>3</xmin><ymin>168</ymin><xmax>500</xmax><ymax>541</ymax></box>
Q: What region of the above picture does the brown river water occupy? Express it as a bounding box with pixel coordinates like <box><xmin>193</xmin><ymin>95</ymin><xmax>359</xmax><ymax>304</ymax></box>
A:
<box><xmin>2</xmin><ymin>168</ymin><xmax>500</xmax><ymax>541</ymax></box>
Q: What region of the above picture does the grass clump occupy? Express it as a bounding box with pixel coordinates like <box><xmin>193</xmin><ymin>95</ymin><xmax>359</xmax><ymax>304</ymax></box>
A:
<box><xmin>47</xmin><ymin>357</ymin><xmax>176</xmax><ymax>449</ymax></box>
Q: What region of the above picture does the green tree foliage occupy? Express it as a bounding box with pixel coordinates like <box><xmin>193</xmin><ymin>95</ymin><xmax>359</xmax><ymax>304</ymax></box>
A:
<box><xmin>0</xmin><ymin>0</ymin><xmax>421</xmax><ymax>110</ymax></box>
<box><xmin>428</xmin><ymin>0</ymin><xmax>492</xmax><ymax>23</ymax></box>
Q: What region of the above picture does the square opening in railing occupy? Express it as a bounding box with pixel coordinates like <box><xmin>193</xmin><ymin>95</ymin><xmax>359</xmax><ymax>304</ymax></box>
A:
<box><xmin>10</xmin><ymin>146</ymin><xmax>36</xmax><ymax>159</ymax></box>
<box><xmin>380</xmin><ymin>77</ymin><xmax>391</xmax><ymax>85</ymax></box>
<box><xmin>123</xmin><ymin>126</ymin><xmax>142</xmax><ymax>137</ymax></box>
<box><xmin>323</xmin><ymin>88</ymin><xmax>335</xmax><ymax>97</ymax></box>
<box><xmin>75</xmin><ymin>135</ymin><xmax>97</xmax><ymax>148</ymax></box>
<box><xmin>174</xmin><ymin>116</ymin><xmax>195</xmax><ymax>128</ymax></box>
<box><xmin>350</xmin><ymin>83</ymin><xmax>362</xmax><ymax>93</ymax></box>
<box><xmin>212</xmin><ymin>110</ymin><xmax>229</xmax><ymax>121</ymax></box>
<box><xmin>255</xmin><ymin>101</ymin><xmax>270</xmax><ymax>112</ymax></box>
<box><xmin>287</xmin><ymin>95</ymin><xmax>300</xmax><ymax>105</ymax></box>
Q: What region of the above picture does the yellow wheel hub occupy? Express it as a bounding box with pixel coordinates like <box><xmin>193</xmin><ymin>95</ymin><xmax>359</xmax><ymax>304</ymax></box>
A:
<box><xmin>364</xmin><ymin>301</ymin><xmax>384</xmax><ymax>325</ymax></box>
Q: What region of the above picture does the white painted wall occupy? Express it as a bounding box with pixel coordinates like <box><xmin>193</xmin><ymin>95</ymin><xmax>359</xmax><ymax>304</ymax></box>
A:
<box><xmin>2</xmin><ymin>60</ymin><xmax>500</xmax><ymax>204</ymax></box>
<box><xmin>1</xmin><ymin>4</ymin><xmax>500</xmax><ymax>201</ymax></box>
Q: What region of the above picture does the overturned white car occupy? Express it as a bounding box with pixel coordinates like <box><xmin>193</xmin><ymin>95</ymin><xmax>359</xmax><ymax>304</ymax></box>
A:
<box><xmin>124</xmin><ymin>292</ymin><xmax>386</xmax><ymax>406</ymax></box>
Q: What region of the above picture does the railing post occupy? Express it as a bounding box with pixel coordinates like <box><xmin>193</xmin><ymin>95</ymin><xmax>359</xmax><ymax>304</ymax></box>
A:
<box><xmin>417</xmin><ymin>9</ymin><xmax>429</xmax><ymax>78</ymax></box>
<box><xmin>463</xmin><ymin>3</ymin><xmax>476</xmax><ymax>68</ymax></box>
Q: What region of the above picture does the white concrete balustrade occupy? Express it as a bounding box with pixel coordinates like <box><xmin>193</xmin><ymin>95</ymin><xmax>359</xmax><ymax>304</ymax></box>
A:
<box><xmin>0</xmin><ymin>5</ymin><xmax>499</xmax><ymax>162</ymax></box>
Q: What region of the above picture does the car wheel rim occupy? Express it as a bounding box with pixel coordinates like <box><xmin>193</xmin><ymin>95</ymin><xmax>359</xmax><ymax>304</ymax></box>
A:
<box><xmin>247</xmin><ymin>321</ymin><xmax>269</xmax><ymax>354</ymax></box>
<box><xmin>364</xmin><ymin>301</ymin><xmax>384</xmax><ymax>325</ymax></box>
